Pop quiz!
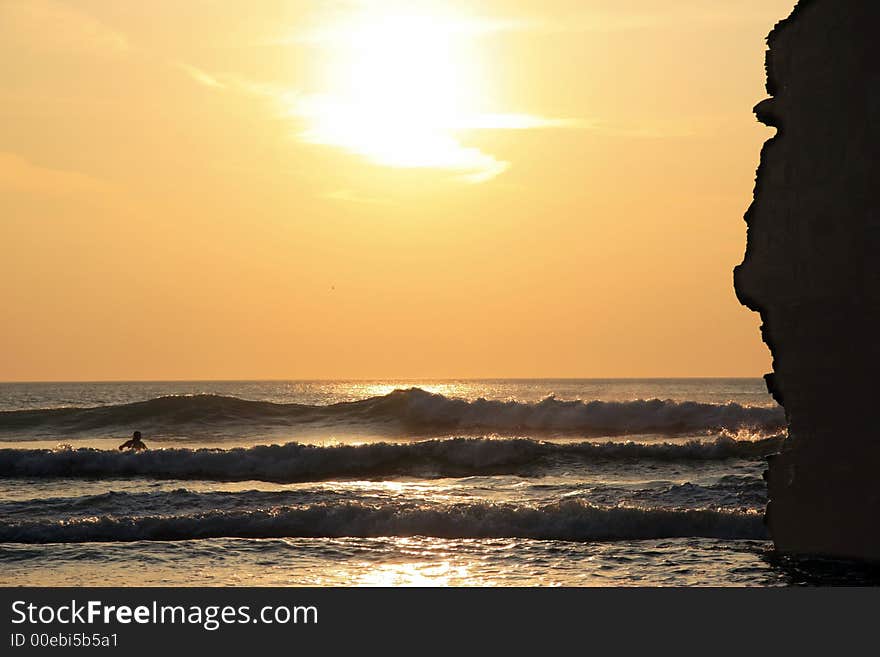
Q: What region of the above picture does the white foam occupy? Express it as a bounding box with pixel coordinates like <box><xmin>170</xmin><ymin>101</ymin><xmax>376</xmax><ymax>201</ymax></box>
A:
<box><xmin>0</xmin><ymin>499</ymin><xmax>768</xmax><ymax>544</ymax></box>
<box><xmin>0</xmin><ymin>435</ymin><xmax>783</xmax><ymax>483</ymax></box>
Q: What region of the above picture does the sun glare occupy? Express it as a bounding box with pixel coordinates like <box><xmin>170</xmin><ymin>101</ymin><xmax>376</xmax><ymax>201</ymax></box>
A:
<box><xmin>293</xmin><ymin>11</ymin><xmax>508</xmax><ymax>182</ymax></box>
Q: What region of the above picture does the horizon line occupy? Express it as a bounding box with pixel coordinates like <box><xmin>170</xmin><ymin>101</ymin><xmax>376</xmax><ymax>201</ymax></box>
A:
<box><xmin>0</xmin><ymin>376</ymin><xmax>767</xmax><ymax>384</ymax></box>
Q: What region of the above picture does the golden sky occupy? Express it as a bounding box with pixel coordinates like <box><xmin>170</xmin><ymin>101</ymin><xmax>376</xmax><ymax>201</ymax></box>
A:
<box><xmin>0</xmin><ymin>0</ymin><xmax>796</xmax><ymax>381</ymax></box>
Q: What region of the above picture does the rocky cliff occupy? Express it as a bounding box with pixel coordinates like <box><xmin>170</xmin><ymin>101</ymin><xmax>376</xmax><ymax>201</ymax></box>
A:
<box><xmin>734</xmin><ymin>0</ymin><xmax>880</xmax><ymax>560</ymax></box>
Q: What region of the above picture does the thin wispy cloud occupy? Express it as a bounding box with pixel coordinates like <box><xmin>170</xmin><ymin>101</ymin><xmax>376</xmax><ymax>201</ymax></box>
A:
<box><xmin>173</xmin><ymin>2</ymin><xmax>735</xmax><ymax>183</ymax></box>
<box><xmin>177</xmin><ymin>70</ymin><xmax>571</xmax><ymax>184</ymax></box>
<box><xmin>174</xmin><ymin>63</ymin><xmax>226</xmax><ymax>89</ymax></box>
<box><xmin>177</xmin><ymin>56</ymin><xmax>702</xmax><ymax>184</ymax></box>
<box><xmin>0</xmin><ymin>0</ymin><xmax>129</xmax><ymax>54</ymax></box>
<box><xmin>0</xmin><ymin>152</ymin><xmax>116</xmax><ymax>199</ymax></box>
<box><xmin>170</xmin><ymin>4</ymin><xmax>582</xmax><ymax>183</ymax></box>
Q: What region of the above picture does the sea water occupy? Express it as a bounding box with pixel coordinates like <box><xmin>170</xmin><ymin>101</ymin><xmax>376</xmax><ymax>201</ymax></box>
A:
<box><xmin>0</xmin><ymin>379</ymin><xmax>868</xmax><ymax>586</ymax></box>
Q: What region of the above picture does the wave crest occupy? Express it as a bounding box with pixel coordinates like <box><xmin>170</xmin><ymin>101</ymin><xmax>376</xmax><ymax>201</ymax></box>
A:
<box><xmin>0</xmin><ymin>435</ymin><xmax>783</xmax><ymax>483</ymax></box>
<box><xmin>0</xmin><ymin>499</ymin><xmax>767</xmax><ymax>544</ymax></box>
<box><xmin>0</xmin><ymin>388</ymin><xmax>785</xmax><ymax>437</ymax></box>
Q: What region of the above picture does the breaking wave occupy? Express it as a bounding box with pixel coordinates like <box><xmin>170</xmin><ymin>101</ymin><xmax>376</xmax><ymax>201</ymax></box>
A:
<box><xmin>0</xmin><ymin>476</ymin><xmax>768</xmax><ymax>521</ymax></box>
<box><xmin>0</xmin><ymin>435</ymin><xmax>783</xmax><ymax>483</ymax></box>
<box><xmin>0</xmin><ymin>388</ymin><xmax>785</xmax><ymax>437</ymax></box>
<box><xmin>0</xmin><ymin>499</ymin><xmax>767</xmax><ymax>544</ymax></box>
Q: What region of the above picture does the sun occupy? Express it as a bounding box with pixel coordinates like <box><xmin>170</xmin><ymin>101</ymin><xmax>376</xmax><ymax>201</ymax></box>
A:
<box><xmin>294</xmin><ymin>10</ymin><xmax>507</xmax><ymax>182</ymax></box>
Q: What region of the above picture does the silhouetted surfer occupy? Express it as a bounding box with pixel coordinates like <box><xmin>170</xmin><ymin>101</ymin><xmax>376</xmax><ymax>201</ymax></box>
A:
<box><xmin>119</xmin><ymin>431</ymin><xmax>147</xmax><ymax>451</ymax></box>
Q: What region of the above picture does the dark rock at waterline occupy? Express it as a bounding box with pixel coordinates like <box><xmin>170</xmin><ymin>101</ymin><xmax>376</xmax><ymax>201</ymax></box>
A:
<box><xmin>735</xmin><ymin>0</ymin><xmax>880</xmax><ymax>560</ymax></box>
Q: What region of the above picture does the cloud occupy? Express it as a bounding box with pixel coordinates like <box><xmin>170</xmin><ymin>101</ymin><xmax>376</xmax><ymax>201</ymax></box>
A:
<box><xmin>0</xmin><ymin>152</ymin><xmax>115</xmax><ymax>198</ymax></box>
<box><xmin>177</xmin><ymin>2</ymin><xmax>739</xmax><ymax>182</ymax></box>
<box><xmin>175</xmin><ymin>64</ymin><xmax>572</xmax><ymax>183</ymax></box>
<box><xmin>0</xmin><ymin>0</ymin><xmax>129</xmax><ymax>54</ymax></box>
<box><xmin>174</xmin><ymin>63</ymin><xmax>226</xmax><ymax>89</ymax></box>
<box><xmin>220</xmin><ymin>5</ymin><xmax>574</xmax><ymax>182</ymax></box>
<box><xmin>290</xmin><ymin>93</ymin><xmax>559</xmax><ymax>182</ymax></box>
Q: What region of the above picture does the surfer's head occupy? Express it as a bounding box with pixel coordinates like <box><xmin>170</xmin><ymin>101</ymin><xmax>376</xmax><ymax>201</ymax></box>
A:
<box><xmin>133</xmin><ymin>431</ymin><xmax>142</xmax><ymax>440</ymax></box>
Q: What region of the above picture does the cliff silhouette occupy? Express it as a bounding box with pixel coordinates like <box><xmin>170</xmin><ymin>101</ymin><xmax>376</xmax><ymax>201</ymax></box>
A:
<box><xmin>735</xmin><ymin>0</ymin><xmax>880</xmax><ymax>560</ymax></box>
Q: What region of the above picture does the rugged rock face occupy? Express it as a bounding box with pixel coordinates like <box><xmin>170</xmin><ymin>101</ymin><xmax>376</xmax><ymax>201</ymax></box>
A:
<box><xmin>734</xmin><ymin>0</ymin><xmax>880</xmax><ymax>560</ymax></box>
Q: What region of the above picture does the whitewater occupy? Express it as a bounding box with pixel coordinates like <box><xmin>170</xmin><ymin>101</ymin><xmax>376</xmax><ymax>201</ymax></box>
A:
<box><xmin>0</xmin><ymin>379</ymin><xmax>864</xmax><ymax>586</ymax></box>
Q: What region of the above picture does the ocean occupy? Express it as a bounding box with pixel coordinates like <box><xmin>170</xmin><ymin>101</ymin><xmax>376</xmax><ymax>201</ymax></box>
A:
<box><xmin>0</xmin><ymin>379</ymin><xmax>868</xmax><ymax>586</ymax></box>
